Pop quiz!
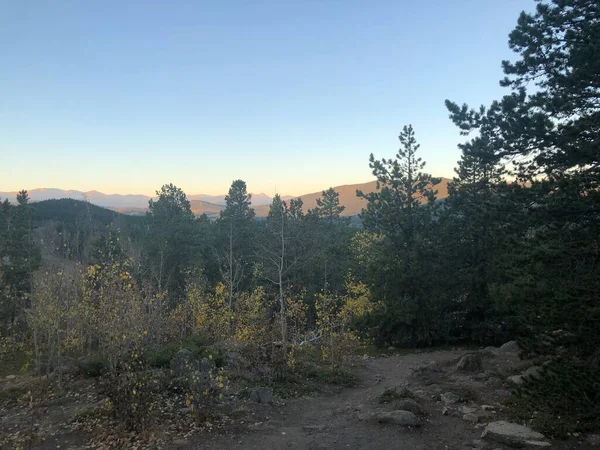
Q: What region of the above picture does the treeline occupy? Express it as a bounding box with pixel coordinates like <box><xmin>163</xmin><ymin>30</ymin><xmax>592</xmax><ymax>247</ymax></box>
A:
<box><xmin>1</xmin><ymin>0</ymin><xmax>598</xmax><ymax>434</ymax></box>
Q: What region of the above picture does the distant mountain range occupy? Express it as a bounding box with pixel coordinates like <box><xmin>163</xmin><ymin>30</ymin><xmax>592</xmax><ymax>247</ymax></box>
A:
<box><xmin>0</xmin><ymin>178</ymin><xmax>450</xmax><ymax>218</ymax></box>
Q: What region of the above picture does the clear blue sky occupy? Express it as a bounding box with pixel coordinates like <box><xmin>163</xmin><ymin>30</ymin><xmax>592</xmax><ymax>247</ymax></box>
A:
<box><xmin>1</xmin><ymin>0</ymin><xmax>529</xmax><ymax>196</ymax></box>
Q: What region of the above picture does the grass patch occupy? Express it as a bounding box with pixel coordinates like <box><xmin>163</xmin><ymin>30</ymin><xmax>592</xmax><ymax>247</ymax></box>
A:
<box><xmin>378</xmin><ymin>386</ymin><xmax>416</xmax><ymax>404</ymax></box>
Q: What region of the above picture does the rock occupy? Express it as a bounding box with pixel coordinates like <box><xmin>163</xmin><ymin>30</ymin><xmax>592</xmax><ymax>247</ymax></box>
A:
<box><xmin>485</xmin><ymin>377</ymin><xmax>503</xmax><ymax>388</ymax></box>
<box><xmin>441</xmin><ymin>392</ymin><xmax>461</xmax><ymax>405</ymax></box>
<box><xmin>481</xmin><ymin>421</ymin><xmax>549</xmax><ymax>447</ymax></box>
<box><xmin>387</xmin><ymin>346</ymin><xmax>395</xmax><ymax>351</ymax></box>
<box><xmin>392</xmin><ymin>399</ymin><xmax>425</xmax><ymax>416</ymax></box>
<box><xmin>480</xmin><ymin>405</ymin><xmax>496</xmax><ymax>411</ymax></box>
<box><xmin>586</xmin><ymin>434</ymin><xmax>600</xmax><ymax>446</ymax></box>
<box><xmin>497</xmin><ymin>341</ymin><xmax>520</xmax><ymax>354</ymax></box>
<box><xmin>522</xmin><ymin>366</ymin><xmax>542</xmax><ymax>381</ymax></box>
<box><xmin>457</xmin><ymin>354</ymin><xmax>483</xmax><ymax>372</ymax></box>
<box><xmin>472</xmin><ymin>372</ymin><xmax>489</xmax><ymax>381</ymax></box>
<box><xmin>493</xmin><ymin>389</ymin><xmax>511</xmax><ymax>400</ymax></box>
<box><xmin>507</xmin><ymin>375</ymin><xmax>524</xmax><ymax>385</ymax></box>
<box><xmin>471</xmin><ymin>439</ymin><xmax>487</xmax><ymax>448</ymax></box>
<box><xmin>249</xmin><ymin>387</ymin><xmax>274</xmax><ymax>404</ymax></box>
<box><xmin>5</xmin><ymin>375</ymin><xmax>16</xmax><ymax>380</ymax></box>
<box><xmin>372</xmin><ymin>410</ymin><xmax>420</xmax><ymax>427</ymax></box>
<box><xmin>481</xmin><ymin>346</ymin><xmax>499</xmax><ymax>356</ymax></box>
<box><xmin>442</xmin><ymin>407</ymin><xmax>450</xmax><ymax>416</ymax></box>
<box><xmin>460</xmin><ymin>406</ymin><xmax>477</xmax><ymax>414</ymax></box>
<box><xmin>463</xmin><ymin>413</ymin><xmax>481</xmax><ymax>423</ymax></box>
<box><xmin>170</xmin><ymin>349</ymin><xmax>197</xmax><ymax>376</ymax></box>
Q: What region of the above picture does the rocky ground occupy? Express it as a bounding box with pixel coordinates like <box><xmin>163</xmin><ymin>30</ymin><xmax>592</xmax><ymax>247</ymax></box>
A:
<box><xmin>1</xmin><ymin>344</ymin><xmax>599</xmax><ymax>449</ymax></box>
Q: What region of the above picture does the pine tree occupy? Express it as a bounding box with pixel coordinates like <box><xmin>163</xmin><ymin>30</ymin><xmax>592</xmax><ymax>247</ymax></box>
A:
<box><xmin>217</xmin><ymin>180</ymin><xmax>255</xmax><ymax>308</ymax></box>
<box><xmin>314</xmin><ymin>188</ymin><xmax>345</xmax><ymax>224</ymax></box>
<box><xmin>357</xmin><ymin>125</ymin><xmax>442</xmax><ymax>346</ymax></box>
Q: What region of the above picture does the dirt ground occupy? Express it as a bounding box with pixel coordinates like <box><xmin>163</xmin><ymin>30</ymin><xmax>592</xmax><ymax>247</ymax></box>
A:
<box><xmin>175</xmin><ymin>349</ymin><xmax>595</xmax><ymax>450</ymax></box>
<box><xmin>2</xmin><ymin>348</ymin><xmax>597</xmax><ymax>449</ymax></box>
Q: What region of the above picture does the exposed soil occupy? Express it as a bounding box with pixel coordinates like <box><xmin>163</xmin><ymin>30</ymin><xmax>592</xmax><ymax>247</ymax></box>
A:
<box><xmin>2</xmin><ymin>348</ymin><xmax>597</xmax><ymax>449</ymax></box>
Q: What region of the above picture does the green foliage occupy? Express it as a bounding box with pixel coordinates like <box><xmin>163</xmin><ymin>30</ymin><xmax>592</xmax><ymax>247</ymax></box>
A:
<box><xmin>144</xmin><ymin>335</ymin><xmax>209</xmax><ymax>369</ymax></box>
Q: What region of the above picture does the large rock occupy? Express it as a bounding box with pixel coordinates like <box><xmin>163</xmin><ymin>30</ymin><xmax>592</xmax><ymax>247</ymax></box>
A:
<box><xmin>360</xmin><ymin>410</ymin><xmax>420</xmax><ymax>427</ymax></box>
<box><xmin>481</xmin><ymin>421</ymin><xmax>549</xmax><ymax>447</ymax></box>
<box><xmin>497</xmin><ymin>341</ymin><xmax>520</xmax><ymax>354</ymax></box>
<box><xmin>456</xmin><ymin>354</ymin><xmax>483</xmax><ymax>372</ymax></box>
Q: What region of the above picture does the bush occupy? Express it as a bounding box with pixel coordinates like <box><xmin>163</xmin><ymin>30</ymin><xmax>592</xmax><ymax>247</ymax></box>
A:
<box><xmin>506</xmin><ymin>361</ymin><xmax>600</xmax><ymax>437</ymax></box>
<box><xmin>145</xmin><ymin>335</ymin><xmax>211</xmax><ymax>369</ymax></box>
<box><xmin>77</xmin><ymin>355</ymin><xmax>109</xmax><ymax>377</ymax></box>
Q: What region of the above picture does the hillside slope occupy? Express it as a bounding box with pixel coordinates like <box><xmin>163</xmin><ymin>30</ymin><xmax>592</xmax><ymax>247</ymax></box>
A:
<box><xmin>267</xmin><ymin>178</ymin><xmax>451</xmax><ymax>217</ymax></box>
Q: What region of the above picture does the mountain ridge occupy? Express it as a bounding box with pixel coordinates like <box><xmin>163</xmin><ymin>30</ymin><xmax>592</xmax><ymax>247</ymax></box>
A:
<box><xmin>0</xmin><ymin>178</ymin><xmax>451</xmax><ymax>217</ymax></box>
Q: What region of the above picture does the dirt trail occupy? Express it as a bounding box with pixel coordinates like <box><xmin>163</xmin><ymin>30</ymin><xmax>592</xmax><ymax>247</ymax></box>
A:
<box><xmin>188</xmin><ymin>349</ymin><xmax>484</xmax><ymax>450</ymax></box>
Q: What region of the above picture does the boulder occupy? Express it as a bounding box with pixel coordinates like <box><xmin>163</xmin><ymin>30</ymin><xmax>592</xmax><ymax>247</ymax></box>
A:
<box><xmin>481</xmin><ymin>421</ymin><xmax>549</xmax><ymax>447</ymax></box>
<box><xmin>456</xmin><ymin>354</ymin><xmax>483</xmax><ymax>372</ymax></box>
<box><xmin>361</xmin><ymin>410</ymin><xmax>420</xmax><ymax>427</ymax></box>
<box><xmin>497</xmin><ymin>341</ymin><xmax>520</xmax><ymax>354</ymax></box>
<box><xmin>441</xmin><ymin>392</ymin><xmax>461</xmax><ymax>405</ymax></box>
<box><xmin>249</xmin><ymin>387</ymin><xmax>274</xmax><ymax>404</ymax></box>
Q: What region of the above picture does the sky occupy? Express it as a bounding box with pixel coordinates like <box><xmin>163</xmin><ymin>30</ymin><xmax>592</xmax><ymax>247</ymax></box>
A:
<box><xmin>1</xmin><ymin>0</ymin><xmax>530</xmax><ymax>196</ymax></box>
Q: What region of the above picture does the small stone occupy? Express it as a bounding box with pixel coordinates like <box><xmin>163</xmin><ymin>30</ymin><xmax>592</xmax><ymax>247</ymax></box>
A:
<box><xmin>480</xmin><ymin>405</ymin><xmax>495</xmax><ymax>411</ymax></box>
<box><xmin>373</xmin><ymin>410</ymin><xmax>420</xmax><ymax>427</ymax></box>
<box><xmin>5</xmin><ymin>375</ymin><xmax>16</xmax><ymax>380</ymax></box>
<box><xmin>442</xmin><ymin>407</ymin><xmax>450</xmax><ymax>416</ymax></box>
<box><xmin>441</xmin><ymin>392</ymin><xmax>460</xmax><ymax>405</ymax></box>
<box><xmin>460</xmin><ymin>406</ymin><xmax>477</xmax><ymax>414</ymax></box>
<box><xmin>392</xmin><ymin>399</ymin><xmax>425</xmax><ymax>416</ymax></box>
<box><xmin>507</xmin><ymin>375</ymin><xmax>524</xmax><ymax>385</ymax></box>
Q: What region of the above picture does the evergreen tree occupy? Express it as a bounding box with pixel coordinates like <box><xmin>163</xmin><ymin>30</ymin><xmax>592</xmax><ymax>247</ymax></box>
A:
<box><xmin>445</xmin><ymin>0</ymin><xmax>600</xmax><ymax>433</ymax></box>
<box><xmin>314</xmin><ymin>188</ymin><xmax>345</xmax><ymax>224</ymax></box>
<box><xmin>145</xmin><ymin>184</ymin><xmax>199</xmax><ymax>305</ymax></box>
<box><xmin>216</xmin><ymin>180</ymin><xmax>255</xmax><ymax>308</ymax></box>
<box><xmin>357</xmin><ymin>125</ymin><xmax>442</xmax><ymax>346</ymax></box>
